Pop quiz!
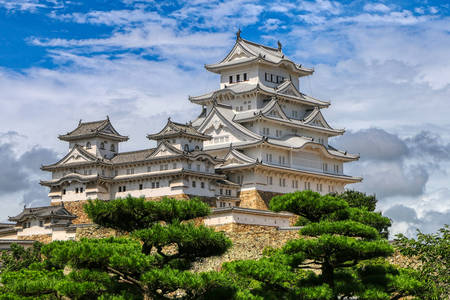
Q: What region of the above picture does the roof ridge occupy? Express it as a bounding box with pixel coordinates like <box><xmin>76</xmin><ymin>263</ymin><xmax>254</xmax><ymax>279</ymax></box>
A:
<box><xmin>240</xmin><ymin>38</ymin><xmax>281</xmax><ymax>53</ymax></box>
<box><xmin>79</xmin><ymin>119</ymin><xmax>108</xmax><ymax>126</ymax></box>
<box><xmin>115</xmin><ymin>148</ymin><xmax>155</xmax><ymax>155</ymax></box>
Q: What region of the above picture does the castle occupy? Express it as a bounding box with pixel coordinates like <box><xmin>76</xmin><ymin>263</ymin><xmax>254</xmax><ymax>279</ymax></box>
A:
<box><xmin>0</xmin><ymin>33</ymin><xmax>361</xmax><ymax>243</ymax></box>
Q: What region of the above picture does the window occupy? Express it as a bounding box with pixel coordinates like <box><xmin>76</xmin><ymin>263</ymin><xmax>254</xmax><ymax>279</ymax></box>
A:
<box><xmin>192</xmin><ymin>181</ymin><xmax>196</xmax><ymax>188</ymax></box>
<box><xmin>226</xmin><ymin>189</ymin><xmax>231</xmax><ymax>196</ymax></box>
<box><xmin>102</xmin><ymin>169</ymin><xmax>105</xmax><ymax>176</ymax></box>
<box><xmin>80</xmin><ymin>187</ymin><xmax>84</xmax><ymax>193</ymax></box>
<box><xmin>126</xmin><ymin>168</ymin><xmax>134</xmax><ymax>175</ymax></box>
<box><xmin>263</xmin><ymin>127</ymin><xmax>270</xmax><ymax>135</ymax></box>
<box><xmin>220</xmin><ymin>188</ymin><xmax>223</xmax><ymax>195</ymax></box>
<box><xmin>139</xmin><ymin>184</ymin><xmax>143</xmax><ymax>190</ymax></box>
<box><xmin>86</xmin><ymin>142</ymin><xmax>91</xmax><ymax>149</ymax></box>
<box><xmin>110</xmin><ymin>144</ymin><xmax>115</xmax><ymax>152</ymax></box>
<box><xmin>196</xmin><ymin>164</ymin><xmax>200</xmax><ymax>171</ymax></box>
<box><xmin>172</xmin><ymin>163</ymin><xmax>177</xmax><ymax>169</ymax></box>
<box><xmin>265</xmin><ymin>72</ymin><xmax>268</xmax><ymax>81</ymax></box>
<box><xmin>304</xmin><ymin>182</ymin><xmax>311</xmax><ymax>190</ymax></box>
<box><xmin>206</xmin><ymin>165</ymin><xmax>210</xmax><ymax>172</ymax></box>
<box><xmin>267</xmin><ymin>176</ymin><xmax>273</xmax><ymax>185</ymax></box>
<box><xmin>62</xmin><ymin>189</ymin><xmax>66</xmax><ymax>195</ymax></box>
<box><xmin>160</xmin><ymin>164</ymin><xmax>168</xmax><ymax>171</ymax></box>
<box><xmin>237</xmin><ymin>175</ymin><xmax>243</xmax><ymax>184</ymax></box>
<box><xmin>123</xmin><ymin>186</ymin><xmax>126</xmax><ymax>192</ymax></box>
<box><xmin>229</xmin><ymin>75</ymin><xmax>233</xmax><ymax>83</ymax></box>
<box><xmin>201</xmin><ymin>182</ymin><xmax>205</xmax><ymax>188</ymax></box>
<box><xmin>278</xmin><ymin>156</ymin><xmax>285</xmax><ymax>165</ymax></box>
<box><xmin>75</xmin><ymin>188</ymin><xmax>79</xmax><ymax>193</ymax></box>
<box><xmin>147</xmin><ymin>166</ymin><xmax>151</xmax><ymax>172</ymax></box>
<box><xmin>114</xmin><ymin>170</ymin><xmax>118</xmax><ymax>176</ymax></box>
<box><xmin>184</xmin><ymin>144</ymin><xmax>189</xmax><ymax>151</ymax></box>
<box><xmin>334</xmin><ymin>165</ymin><xmax>340</xmax><ymax>173</ymax></box>
<box><xmin>187</xmin><ymin>163</ymin><xmax>192</xmax><ymax>170</ymax></box>
<box><xmin>292</xmin><ymin>111</ymin><xmax>298</xmax><ymax>118</ymax></box>
<box><xmin>100</xmin><ymin>142</ymin><xmax>105</xmax><ymax>150</ymax></box>
<box><xmin>243</xmin><ymin>73</ymin><xmax>247</xmax><ymax>81</ymax></box>
<box><xmin>236</xmin><ymin>74</ymin><xmax>240</xmax><ymax>82</ymax></box>
<box><xmin>265</xmin><ymin>153</ymin><xmax>272</xmax><ymax>162</ymax></box>
<box><xmin>270</xmin><ymin>74</ymin><xmax>273</xmax><ymax>82</ymax></box>
<box><xmin>276</xmin><ymin>130</ymin><xmax>282</xmax><ymax>137</ymax></box>
<box><xmin>151</xmin><ymin>182</ymin><xmax>155</xmax><ymax>189</ymax></box>
<box><xmin>279</xmin><ymin>178</ymin><xmax>286</xmax><ymax>187</ymax></box>
<box><xmin>323</xmin><ymin>163</ymin><xmax>328</xmax><ymax>172</ymax></box>
<box><xmin>39</xmin><ymin>220</ymin><xmax>43</xmax><ymax>227</ymax></box>
<box><xmin>119</xmin><ymin>186</ymin><xmax>122</xmax><ymax>192</ymax></box>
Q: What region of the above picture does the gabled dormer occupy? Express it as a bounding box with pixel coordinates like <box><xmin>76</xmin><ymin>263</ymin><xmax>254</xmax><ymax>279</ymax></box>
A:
<box><xmin>147</xmin><ymin>118</ymin><xmax>211</xmax><ymax>152</ymax></box>
<box><xmin>59</xmin><ymin>117</ymin><xmax>128</xmax><ymax>159</ymax></box>
<box><xmin>205</xmin><ymin>31</ymin><xmax>313</xmax><ymax>91</ymax></box>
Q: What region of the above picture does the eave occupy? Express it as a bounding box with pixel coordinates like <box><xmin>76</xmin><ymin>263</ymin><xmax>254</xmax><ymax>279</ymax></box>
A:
<box><xmin>217</xmin><ymin>162</ymin><xmax>362</xmax><ymax>184</ymax></box>
<box><xmin>235</xmin><ymin>113</ymin><xmax>345</xmax><ymax>136</ymax></box>
<box><xmin>205</xmin><ymin>56</ymin><xmax>313</xmax><ymax>77</ymax></box>
<box><xmin>59</xmin><ymin>132</ymin><xmax>129</xmax><ymax>142</ymax></box>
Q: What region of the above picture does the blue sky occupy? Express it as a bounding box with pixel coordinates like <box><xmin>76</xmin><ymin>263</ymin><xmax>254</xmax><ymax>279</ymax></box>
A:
<box><xmin>0</xmin><ymin>0</ymin><xmax>449</xmax><ymax>237</ymax></box>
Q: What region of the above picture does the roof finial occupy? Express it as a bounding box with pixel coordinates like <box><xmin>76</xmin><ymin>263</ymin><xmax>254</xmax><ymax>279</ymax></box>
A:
<box><xmin>106</xmin><ymin>115</ymin><xmax>110</xmax><ymax>121</ymax></box>
<box><xmin>236</xmin><ymin>28</ymin><xmax>241</xmax><ymax>40</ymax></box>
<box><xmin>78</xmin><ymin>119</ymin><xmax>82</xmax><ymax>126</ymax></box>
<box><xmin>277</xmin><ymin>40</ymin><xmax>282</xmax><ymax>51</ymax></box>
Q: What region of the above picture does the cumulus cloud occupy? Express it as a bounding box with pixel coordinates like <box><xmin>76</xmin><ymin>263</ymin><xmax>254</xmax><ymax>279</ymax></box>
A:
<box><xmin>0</xmin><ymin>0</ymin><xmax>449</xmax><ymax>237</ymax></box>
<box><xmin>363</xmin><ymin>3</ymin><xmax>391</xmax><ymax>13</ymax></box>
<box><xmin>0</xmin><ymin>140</ymin><xmax>58</xmax><ymax>221</ymax></box>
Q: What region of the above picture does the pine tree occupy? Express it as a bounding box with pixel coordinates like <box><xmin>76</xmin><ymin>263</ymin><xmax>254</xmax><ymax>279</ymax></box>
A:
<box><xmin>0</xmin><ymin>196</ymin><xmax>232</xmax><ymax>299</ymax></box>
<box><xmin>224</xmin><ymin>191</ymin><xmax>425</xmax><ymax>299</ymax></box>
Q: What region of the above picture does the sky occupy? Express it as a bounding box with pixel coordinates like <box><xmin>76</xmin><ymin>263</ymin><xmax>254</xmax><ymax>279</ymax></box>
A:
<box><xmin>0</xmin><ymin>0</ymin><xmax>449</xmax><ymax>237</ymax></box>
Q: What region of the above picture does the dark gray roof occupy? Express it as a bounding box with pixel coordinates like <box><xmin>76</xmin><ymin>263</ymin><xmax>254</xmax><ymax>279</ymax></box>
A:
<box><xmin>59</xmin><ymin>118</ymin><xmax>128</xmax><ymax>141</ymax></box>
<box><xmin>110</xmin><ymin>148</ymin><xmax>156</xmax><ymax>164</ymax></box>
<box><xmin>147</xmin><ymin>119</ymin><xmax>211</xmax><ymax>140</ymax></box>
<box><xmin>9</xmin><ymin>205</ymin><xmax>77</xmax><ymax>222</ymax></box>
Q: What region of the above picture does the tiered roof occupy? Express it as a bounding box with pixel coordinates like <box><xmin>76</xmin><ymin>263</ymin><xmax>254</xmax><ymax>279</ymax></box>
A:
<box><xmin>59</xmin><ymin>117</ymin><xmax>128</xmax><ymax>142</ymax></box>
<box><xmin>233</xmin><ymin>99</ymin><xmax>344</xmax><ymax>136</ymax></box>
<box><xmin>218</xmin><ymin>148</ymin><xmax>361</xmax><ymax>183</ymax></box>
<box><xmin>9</xmin><ymin>204</ymin><xmax>76</xmax><ymax>222</ymax></box>
<box><xmin>189</xmin><ymin>81</ymin><xmax>330</xmax><ymax>108</ymax></box>
<box><xmin>147</xmin><ymin>118</ymin><xmax>211</xmax><ymax>141</ymax></box>
<box><xmin>205</xmin><ymin>35</ymin><xmax>313</xmax><ymax>77</ymax></box>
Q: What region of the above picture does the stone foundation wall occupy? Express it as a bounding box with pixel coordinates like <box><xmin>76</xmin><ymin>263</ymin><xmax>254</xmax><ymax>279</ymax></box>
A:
<box><xmin>52</xmin><ymin>200</ymin><xmax>90</xmax><ymax>224</ymax></box>
<box><xmin>192</xmin><ymin>224</ymin><xmax>301</xmax><ymax>272</ymax></box>
<box><xmin>238</xmin><ymin>190</ymin><xmax>282</xmax><ymax>210</ymax></box>
<box><xmin>75</xmin><ymin>225</ymin><xmax>124</xmax><ymax>240</ymax></box>
<box><xmin>21</xmin><ymin>234</ymin><xmax>52</xmax><ymax>244</ymax></box>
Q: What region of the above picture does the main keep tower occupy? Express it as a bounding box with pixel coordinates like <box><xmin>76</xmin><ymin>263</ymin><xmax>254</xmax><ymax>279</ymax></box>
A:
<box><xmin>189</xmin><ymin>32</ymin><xmax>361</xmax><ymax>209</ymax></box>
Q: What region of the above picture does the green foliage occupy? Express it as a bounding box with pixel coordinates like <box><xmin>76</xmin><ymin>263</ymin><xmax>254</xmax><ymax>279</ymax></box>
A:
<box><xmin>395</xmin><ymin>225</ymin><xmax>450</xmax><ymax>299</ymax></box>
<box><xmin>270</xmin><ymin>190</ymin><xmax>349</xmax><ymax>223</ymax></box>
<box><xmin>133</xmin><ymin>221</ymin><xmax>232</xmax><ymax>261</ymax></box>
<box><xmin>84</xmin><ymin>196</ymin><xmax>211</xmax><ymax>231</ymax></box>
<box><xmin>0</xmin><ymin>197</ymin><xmax>232</xmax><ymax>299</ymax></box>
<box><xmin>331</xmin><ymin>190</ymin><xmax>377</xmax><ymax>211</ymax></box>
<box><xmin>223</xmin><ymin>190</ymin><xmax>424</xmax><ymax>300</ymax></box>
<box><xmin>0</xmin><ymin>242</ymin><xmax>43</xmax><ymax>272</ymax></box>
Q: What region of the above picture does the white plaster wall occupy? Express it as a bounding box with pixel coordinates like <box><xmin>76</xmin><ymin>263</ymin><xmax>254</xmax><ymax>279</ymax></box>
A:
<box><xmin>52</xmin><ymin>228</ymin><xmax>76</xmax><ymax>241</ymax></box>
<box><xmin>0</xmin><ymin>232</ymin><xmax>18</xmax><ymax>239</ymax></box>
<box><xmin>219</xmin><ymin>65</ymin><xmax>259</xmax><ymax>89</ymax></box>
<box><xmin>204</xmin><ymin>211</ymin><xmax>290</xmax><ymax>227</ymax></box>
<box><xmin>258</xmin><ymin>65</ymin><xmax>299</xmax><ymax>90</ymax></box>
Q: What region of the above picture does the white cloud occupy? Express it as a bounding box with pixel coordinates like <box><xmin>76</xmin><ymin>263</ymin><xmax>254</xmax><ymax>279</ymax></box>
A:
<box><xmin>363</xmin><ymin>3</ymin><xmax>391</xmax><ymax>13</ymax></box>
<box><xmin>258</xmin><ymin>18</ymin><xmax>283</xmax><ymax>31</ymax></box>
<box><xmin>1</xmin><ymin>0</ymin><xmax>450</xmax><ymax>237</ymax></box>
<box><xmin>0</xmin><ymin>0</ymin><xmax>62</xmax><ymax>12</ymax></box>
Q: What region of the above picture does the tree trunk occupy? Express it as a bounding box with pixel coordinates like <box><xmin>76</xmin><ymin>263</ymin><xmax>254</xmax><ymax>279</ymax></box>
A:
<box><xmin>322</xmin><ymin>261</ymin><xmax>336</xmax><ymax>300</ymax></box>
